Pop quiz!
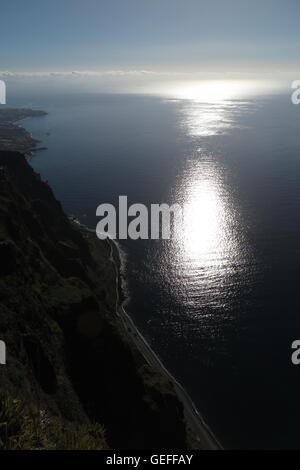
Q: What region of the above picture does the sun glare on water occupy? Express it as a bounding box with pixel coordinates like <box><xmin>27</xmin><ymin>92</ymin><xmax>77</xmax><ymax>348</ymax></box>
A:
<box><xmin>173</xmin><ymin>80</ymin><xmax>261</xmax><ymax>103</ymax></box>
<box><xmin>166</xmin><ymin>80</ymin><xmax>256</xmax><ymax>304</ymax></box>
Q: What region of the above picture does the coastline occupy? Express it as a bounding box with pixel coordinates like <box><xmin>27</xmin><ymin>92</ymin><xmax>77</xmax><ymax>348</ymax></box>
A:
<box><xmin>75</xmin><ymin>220</ymin><xmax>222</xmax><ymax>450</ymax></box>
<box><xmin>116</xmin><ymin>302</ymin><xmax>222</xmax><ymax>450</ymax></box>
<box><xmin>11</xmin><ymin>108</ymin><xmax>222</xmax><ymax>448</ymax></box>
<box><xmin>0</xmin><ymin>108</ymin><xmax>47</xmax><ymax>155</ymax></box>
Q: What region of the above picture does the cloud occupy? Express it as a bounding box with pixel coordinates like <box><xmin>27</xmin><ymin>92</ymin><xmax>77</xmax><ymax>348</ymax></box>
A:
<box><xmin>0</xmin><ymin>69</ymin><xmax>187</xmax><ymax>95</ymax></box>
<box><xmin>0</xmin><ymin>69</ymin><xmax>177</xmax><ymax>78</ymax></box>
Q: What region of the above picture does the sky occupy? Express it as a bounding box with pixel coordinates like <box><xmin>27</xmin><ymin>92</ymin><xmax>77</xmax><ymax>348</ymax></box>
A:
<box><xmin>1</xmin><ymin>0</ymin><xmax>300</xmax><ymax>93</ymax></box>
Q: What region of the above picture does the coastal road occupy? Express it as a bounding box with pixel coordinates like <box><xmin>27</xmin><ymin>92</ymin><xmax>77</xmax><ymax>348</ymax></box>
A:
<box><xmin>118</xmin><ymin>305</ymin><xmax>223</xmax><ymax>450</ymax></box>
<box><xmin>78</xmin><ymin>226</ymin><xmax>223</xmax><ymax>450</ymax></box>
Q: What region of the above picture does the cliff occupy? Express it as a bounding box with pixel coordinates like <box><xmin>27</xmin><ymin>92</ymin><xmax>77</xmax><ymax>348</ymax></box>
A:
<box><xmin>0</xmin><ymin>151</ymin><xmax>188</xmax><ymax>450</ymax></box>
<box><xmin>0</xmin><ymin>109</ymin><xmax>47</xmax><ymax>154</ymax></box>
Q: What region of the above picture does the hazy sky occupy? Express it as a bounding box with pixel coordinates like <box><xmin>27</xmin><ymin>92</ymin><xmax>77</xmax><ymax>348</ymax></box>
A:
<box><xmin>1</xmin><ymin>0</ymin><xmax>299</xmax><ymax>94</ymax></box>
<box><xmin>1</xmin><ymin>0</ymin><xmax>299</xmax><ymax>71</ymax></box>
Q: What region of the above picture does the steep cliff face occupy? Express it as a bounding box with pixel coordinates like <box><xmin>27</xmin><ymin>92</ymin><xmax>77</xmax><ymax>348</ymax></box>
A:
<box><xmin>0</xmin><ymin>151</ymin><xmax>188</xmax><ymax>449</ymax></box>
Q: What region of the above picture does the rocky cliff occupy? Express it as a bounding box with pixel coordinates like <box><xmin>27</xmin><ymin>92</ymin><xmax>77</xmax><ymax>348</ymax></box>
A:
<box><xmin>0</xmin><ymin>151</ymin><xmax>188</xmax><ymax>450</ymax></box>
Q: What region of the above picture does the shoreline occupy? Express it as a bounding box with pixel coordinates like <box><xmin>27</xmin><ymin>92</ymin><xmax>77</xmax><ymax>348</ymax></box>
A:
<box><xmin>74</xmin><ymin>220</ymin><xmax>222</xmax><ymax>450</ymax></box>
<box><xmin>0</xmin><ymin>108</ymin><xmax>47</xmax><ymax>155</ymax></box>
<box><xmin>116</xmin><ymin>301</ymin><xmax>222</xmax><ymax>450</ymax></box>
<box><xmin>3</xmin><ymin>110</ymin><xmax>222</xmax><ymax>449</ymax></box>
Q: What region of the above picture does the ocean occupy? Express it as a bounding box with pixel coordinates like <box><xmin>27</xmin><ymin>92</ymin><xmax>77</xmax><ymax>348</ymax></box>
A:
<box><xmin>12</xmin><ymin>89</ymin><xmax>300</xmax><ymax>449</ymax></box>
